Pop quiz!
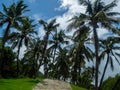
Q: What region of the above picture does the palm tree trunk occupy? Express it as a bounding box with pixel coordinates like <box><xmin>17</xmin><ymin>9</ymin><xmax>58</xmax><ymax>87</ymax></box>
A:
<box><xmin>33</xmin><ymin>52</ymin><xmax>38</xmax><ymax>79</ymax></box>
<box><xmin>33</xmin><ymin>54</ymin><xmax>36</xmax><ymax>78</ymax></box>
<box><xmin>17</xmin><ymin>38</ymin><xmax>23</xmax><ymax>77</ymax></box>
<box><xmin>0</xmin><ymin>21</ymin><xmax>11</xmax><ymax>77</ymax></box>
<box><xmin>17</xmin><ymin>47</ymin><xmax>20</xmax><ymax>77</ymax></box>
<box><xmin>99</xmin><ymin>53</ymin><xmax>109</xmax><ymax>90</ymax></box>
<box><xmin>53</xmin><ymin>47</ymin><xmax>57</xmax><ymax>63</ymax></box>
<box><xmin>40</xmin><ymin>32</ymin><xmax>49</xmax><ymax>78</ymax></box>
<box><xmin>2</xmin><ymin>21</ymin><xmax>11</xmax><ymax>47</ymax></box>
<box><xmin>93</xmin><ymin>26</ymin><xmax>99</xmax><ymax>90</ymax></box>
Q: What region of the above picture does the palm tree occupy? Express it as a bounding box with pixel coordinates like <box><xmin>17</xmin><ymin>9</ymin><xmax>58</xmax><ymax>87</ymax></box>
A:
<box><xmin>79</xmin><ymin>67</ymin><xmax>95</xmax><ymax>89</ymax></box>
<box><xmin>68</xmin><ymin>14</ymin><xmax>94</xmax><ymax>85</ymax></box>
<box><xmin>48</xmin><ymin>30</ymin><xmax>69</xmax><ymax>64</ymax></box>
<box><xmin>23</xmin><ymin>38</ymin><xmax>42</xmax><ymax>78</ymax></box>
<box><xmin>9</xmin><ymin>17</ymin><xmax>36</xmax><ymax>76</ymax></box>
<box><xmin>99</xmin><ymin>37</ymin><xmax>120</xmax><ymax>89</ymax></box>
<box><xmin>38</xmin><ymin>19</ymin><xmax>59</xmax><ymax>78</ymax></box>
<box><xmin>69</xmin><ymin>29</ymin><xmax>93</xmax><ymax>85</ymax></box>
<box><xmin>69</xmin><ymin>0</ymin><xmax>120</xmax><ymax>89</ymax></box>
<box><xmin>51</xmin><ymin>47</ymin><xmax>70</xmax><ymax>81</ymax></box>
<box><xmin>0</xmin><ymin>0</ymin><xmax>28</xmax><ymax>48</ymax></box>
<box><xmin>0</xmin><ymin>0</ymin><xmax>28</xmax><ymax>76</ymax></box>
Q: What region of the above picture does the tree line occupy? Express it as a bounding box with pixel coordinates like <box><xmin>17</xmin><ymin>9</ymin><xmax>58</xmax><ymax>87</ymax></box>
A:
<box><xmin>0</xmin><ymin>0</ymin><xmax>120</xmax><ymax>90</ymax></box>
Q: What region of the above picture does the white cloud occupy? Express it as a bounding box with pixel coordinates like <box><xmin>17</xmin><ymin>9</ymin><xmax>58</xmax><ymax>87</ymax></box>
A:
<box><xmin>97</xmin><ymin>28</ymin><xmax>109</xmax><ymax>38</ymax></box>
<box><xmin>32</xmin><ymin>13</ymin><xmax>47</xmax><ymax>22</ymax></box>
<box><xmin>19</xmin><ymin>46</ymin><xmax>26</xmax><ymax>59</ymax></box>
<box><xmin>54</xmin><ymin>0</ymin><xmax>86</xmax><ymax>38</ymax></box>
<box><xmin>13</xmin><ymin>45</ymin><xmax>26</xmax><ymax>59</ymax></box>
<box><xmin>33</xmin><ymin>14</ymin><xmax>41</xmax><ymax>21</ymax></box>
<box><xmin>38</xmin><ymin>27</ymin><xmax>45</xmax><ymax>39</ymax></box>
<box><xmin>59</xmin><ymin>0</ymin><xmax>86</xmax><ymax>14</ymax></box>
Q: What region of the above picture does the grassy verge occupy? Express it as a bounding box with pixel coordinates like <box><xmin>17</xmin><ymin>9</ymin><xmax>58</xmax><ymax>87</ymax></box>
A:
<box><xmin>71</xmin><ymin>84</ymin><xmax>87</xmax><ymax>90</ymax></box>
<box><xmin>0</xmin><ymin>78</ymin><xmax>87</xmax><ymax>90</ymax></box>
<box><xmin>0</xmin><ymin>78</ymin><xmax>42</xmax><ymax>90</ymax></box>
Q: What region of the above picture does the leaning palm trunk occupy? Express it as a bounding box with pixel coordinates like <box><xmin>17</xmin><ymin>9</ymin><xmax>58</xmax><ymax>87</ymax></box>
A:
<box><xmin>39</xmin><ymin>32</ymin><xmax>49</xmax><ymax>78</ymax></box>
<box><xmin>99</xmin><ymin>53</ymin><xmax>109</xmax><ymax>90</ymax></box>
<box><xmin>0</xmin><ymin>21</ymin><xmax>11</xmax><ymax>77</ymax></box>
<box><xmin>42</xmin><ymin>44</ymin><xmax>48</xmax><ymax>78</ymax></box>
<box><xmin>2</xmin><ymin>21</ymin><xmax>11</xmax><ymax>47</ymax></box>
<box><xmin>17</xmin><ymin>45</ymin><xmax>20</xmax><ymax>77</ymax></box>
<box><xmin>93</xmin><ymin>25</ymin><xmax>99</xmax><ymax>90</ymax></box>
<box><xmin>33</xmin><ymin>53</ymin><xmax>37</xmax><ymax>78</ymax></box>
<box><xmin>53</xmin><ymin>47</ymin><xmax>57</xmax><ymax>64</ymax></box>
<box><xmin>16</xmin><ymin>38</ymin><xmax>23</xmax><ymax>77</ymax></box>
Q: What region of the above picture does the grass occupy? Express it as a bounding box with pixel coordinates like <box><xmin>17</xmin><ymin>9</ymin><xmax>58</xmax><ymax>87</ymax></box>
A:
<box><xmin>0</xmin><ymin>78</ymin><xmax>42</xmax><ymax>90</ymax></box>
<box><xmin>71</xmin><ymin>84</ymin><xmax>87</xmax><ymax>90</ymax></box>
<box><xmin>0</xmin><ymin>78</ymin><xmax>87</xmax><ymax>90</ymax></box>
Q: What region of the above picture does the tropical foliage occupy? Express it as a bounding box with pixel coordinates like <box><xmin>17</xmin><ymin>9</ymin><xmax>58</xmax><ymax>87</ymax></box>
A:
<box><xmin>0</xmin><ymin>0</ymin><xmax>120</xmax><ymax>90</ymax></box>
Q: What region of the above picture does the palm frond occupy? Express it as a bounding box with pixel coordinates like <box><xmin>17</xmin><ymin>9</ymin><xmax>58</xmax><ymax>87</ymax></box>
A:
<box><xmin>86</xmin><ymin>0</ymin><xmax>93</xmax><ymax>15</ymax></box>
<box><xmin>103</xmin><ymin>0</ymin><xmax>117</xmax><ymax>12</ymax></box>
<box><xmin>109</xmin><ymin>56</ymin><xmax>114</xmax><ymax>71</ymax></box>
<box><xmin>2</xmin><ymin>4</ymin><xmax>8</xmax><ymax>15</ymax></box>
<box><xmin>106</xmin><ymin>12</ymin><xmax>120</xmax><ymax>16</ymax></box>
<box><xmin>38</xmin><ymin>19</ymin><xmax>47</xmax><ymax>29</ymax></box>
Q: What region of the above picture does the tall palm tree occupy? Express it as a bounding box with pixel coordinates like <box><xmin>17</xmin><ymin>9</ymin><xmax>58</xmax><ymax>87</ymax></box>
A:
<box><xmin>0</xmin><ymin>0</ymin><xmax>28</xmax><ymax>76</ymax></box>
<box><xmin>9</xmin><ymin>17</ymin><xmax>36</xmax><ymax>76</ymax></box>
<box><xmin>99</xmin><ymin>37</ymin><xmax>120</xmax><ymax>89</ymax></box>
<box><xmin>69</xmin><ymin>0</ymin><xmax>120</xmax><ymax>89</ymax></box>
<box><xmin>38</xmin><ymin>19</ymin><xmax>59</xmax><ymax>78</ymax></box>
<box><xmin>69</xmin><ymin>27</ymin><xmax>93</xmax><ymax>85</ymax></box>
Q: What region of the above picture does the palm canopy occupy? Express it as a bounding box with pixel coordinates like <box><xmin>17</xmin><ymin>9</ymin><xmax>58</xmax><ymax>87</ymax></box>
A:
<box><xmin>0</xmin><ymin>0</ymin><xmax>28</xmax><ymax>25</ymax></box>
<box><xmin>38</xmin><ymin>19</ymin><xmax>60</xmax><ymax>50</ymax></box>
<box><xmin>8</xmin><ymin>17</ymin><xmax>36</xmax><ymax>76</ymax></box>
<box><xmin>99</xmin><ymin>37</ymin><xmax>120</xmax><ymax>70</ymax></box>
<box><xmin>99</xmin><ymin>36</ymin><xmax>120</xmax><ymax>89</ymax></box>
<box><xmin>9</xmin><ymin>17</ymin><xmax>36</xmax><ymax>50</ymax></box>
<box><xmin>39</xmin><ymin>19</ymin><xmax>59</xmax><ymax>33</ymax></box>
<box><xmin>0</xmin><ymin>0</ymin><xmax>29</xmax><ymax>46</ymax></box>
<box><xmin>69</xmin><ymin>0</ymin><xmax>120</xmax><ymax>32</ymax></box>
<box><xmin>48</xmin><ymin>30</ymin><xmax>69</xmax><ymax>55</ymax></box>
<box><xmin>50</xmin><ymin>30</ymin><xmax>69</xmax><ymax>45</ymax></box>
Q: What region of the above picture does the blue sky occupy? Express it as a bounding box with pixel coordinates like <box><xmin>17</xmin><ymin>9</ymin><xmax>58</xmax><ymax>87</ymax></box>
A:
<box><xmin>0</xmin><ymin>0</ymin><xmax>67</xmax><ymax>36</ymax></box>
<box><xmin>0</xmin><ymin>0</ymin><xmax>66</xmax><ymax>20</ymax></box>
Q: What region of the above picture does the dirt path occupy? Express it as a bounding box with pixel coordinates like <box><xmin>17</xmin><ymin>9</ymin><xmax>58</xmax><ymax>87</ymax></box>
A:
<box><xmin>33</xmin><ymin>79</ymin><xmax>72</xmax><ymax>90</ymax></box>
